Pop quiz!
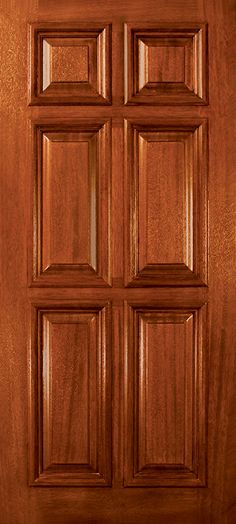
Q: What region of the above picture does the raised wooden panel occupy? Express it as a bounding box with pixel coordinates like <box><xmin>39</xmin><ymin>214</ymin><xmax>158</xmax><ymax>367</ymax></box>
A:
<box><xmin>124</xmin><ymin>302</ymin><xmax>207</xmax><ymax>487</ymax></box>
<box><xmin>124</xmin><ymin>23</ymin><xmax>208</xmax><ymax>105</ymax></box>
<box><xmin>124</xmin><ymin>118</ymin><xmax>208</xmax><ymax>286</ymax></box>
<box><xmin>148</xmin><ymin>45</ymin><xmax>185</xmax><ymax>83</ymax></box>
<box><xmin>30</xmin><ymin>119</ymin><xmax>111</xmax><ymax>287</ymax></box>
<box><xmin>29</xmin><ymin>302</ymin><xmax>111</xmax><ymax>486</ymax></box>
<box><xmin>50</xmin><ymin>42</ymin><xmax>89</xmax><ymax>83</ymax></box>
<box><xmin>29</xmin><ymin>23</ymin><xmax>111</xmax><ymax>105</ymax></box>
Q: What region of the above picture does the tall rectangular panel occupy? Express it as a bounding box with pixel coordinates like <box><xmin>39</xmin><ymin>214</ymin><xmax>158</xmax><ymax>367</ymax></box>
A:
<box><xmin>29</xmin><ymin>302</ymin><xmax>111</xmax><ymax>486</ymax></box>
<box><xmin>124</xmin><ymin>118</ymin><xmax>208</xmax><ymax>286</ymax></box>
<box><xmin>124</xmin><ymin>302</ymin><xmax>207</xmax><ymax>487</ymax></box>
<box><xmin>30</xmin><ymin>119</ymin><xmax>111</xmax><ymax>286</ymax></box>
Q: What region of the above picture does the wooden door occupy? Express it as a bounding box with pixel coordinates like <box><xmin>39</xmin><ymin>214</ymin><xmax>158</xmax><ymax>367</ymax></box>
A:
<box><xmin>1</xmin><ymin>1</ymin><xmax>235</xmax><ymax>523</ymax></box>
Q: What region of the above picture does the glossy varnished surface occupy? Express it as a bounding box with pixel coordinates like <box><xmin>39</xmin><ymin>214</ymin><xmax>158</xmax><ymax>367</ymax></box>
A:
<box><xmin>124</xmin><ymin>303</ymin><xmax>207</xmax><ymax>487</ymax></box>
<box><xmin>29</xmin><ymin>22</ymin><xmax>112</xmax><ymax>105</ymax></box>
<box><xmin>29</xmin><ymin>302</ymin><xmax>111</xmax><ymax>486</ymax></box>
<box><xmin>30</xmin><ymin>118</ymin><xmax>111</xmax><ymax>286</ymax></box>
<box><xmin>0</xmin><ymin>0</ymin><xmax>236</xmax><ymax>523</ymax></box>
<box><xmin>124</xmin><ymin>23</ymin><xmax>208</xmax><ymax>105</ymax></box>
<box><xmin>124</xmin><ymin>118</ymin><xmax>208</xmax><ymax>285</ymax></box>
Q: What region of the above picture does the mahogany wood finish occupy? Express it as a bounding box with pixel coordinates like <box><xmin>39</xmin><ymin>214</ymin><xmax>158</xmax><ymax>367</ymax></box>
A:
<box><xmin>1</xmin><ymin>1</ymin><xmax>235</xmax><ymax>523</ymax></box>
<box><xmin>124</xmin><ymin>23</ymin><xmax>208</xmax><ymax>105</ymax></box>
<box><xmin>29</xmin><ymin>118</ymin><xmax>111</xmax><ymax>287</ymax></box>
<box><xmin>29</xmin><ymin>301</ymin><xmax>111</xmax><ymax>486</ymax></box>
<box><xmin>29</xmin><ymin>22</ymin><xmax>112</xmax><ymax>105</ymax></box>
<box><xmin>124</xmin><ymin>302</ymin><xmax>207</xmax><ymax>487</ymax></box>
<box><xmin>124</xmin><ymin>117</ymin><xmax>208</xmax><ymax>286</ymax></box>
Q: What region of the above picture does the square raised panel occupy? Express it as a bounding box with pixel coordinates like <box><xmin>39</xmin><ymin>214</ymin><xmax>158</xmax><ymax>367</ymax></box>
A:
<box><xmin>30</xmin><ymin>119</ymin><xmax>111</xmax><ymax>287</ymax></box>
<box><xmin>148</xmin><ymin>44</ymin><xmax>185</xmax><ymax>83</ymax></box>
<box><xmin>29</xmin><ymin>301</ymin><xmax>111</xmax><ymax>486</ymax></box>
<box><xmin>124</xmin><ymin>302</ymin><xmax>207</xmax><ymax>487</ymax></box>
<box><xmin>124</xmin><ymin>23</ymin><xmax>208</xmax><ymax>105</ymax></box>
<box><xmin>47</xmin><ymin>41</ymin><xmax>89</xmax><ymax>84</ymax></box>
<box><xmin>29</xmin><ymin>23</ymin><xmax>111</xmax><ymax>105</ymax></box>
<box><xmin>124</xmin><ymin>118</ymin><xmax>208</xmax><ymax>286</ymax></box>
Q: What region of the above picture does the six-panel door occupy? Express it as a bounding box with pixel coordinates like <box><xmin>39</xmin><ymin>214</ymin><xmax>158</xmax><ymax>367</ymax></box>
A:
<box><xmin>29</xmin><ymin>22</ymin><xmax>208</xmax><ymax>488</ymax></box>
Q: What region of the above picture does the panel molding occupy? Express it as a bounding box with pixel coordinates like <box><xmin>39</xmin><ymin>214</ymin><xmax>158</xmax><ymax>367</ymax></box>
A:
<box><xmin>29</xmin><ymin>22</ymin><xmax>112</xmax><ymax>105</ymax></box>
<box><xmin>124</xmin><ymin>301</ymin><xmax>207</xmax><ymax>487</ymax></box>
<box><xmin>124</xmin><ymin>23</ymin><xmax>208</xmax><ymax>105</ymax></box>
<box><xmin>29</xmin><ymin>118</ymin><xmax>111</xmax><ymax>287</ymax></box>
<box><xmin>29</xmin><ymin>301</ymin><xmax>111</xmax><ymax>486</ymax></box>
<box><xmin>124</xmin><ymin>118</ymin><xmax>208</xmax><ymax>286</ymax></box>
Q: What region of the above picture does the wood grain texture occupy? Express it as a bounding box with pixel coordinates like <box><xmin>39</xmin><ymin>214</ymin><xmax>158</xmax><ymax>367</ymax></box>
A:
<box><xmin>124</xmin><ymin>302</ymin><xmax>207</xmax><ymax>487</ymax></box>
<box><xmin>0</xmin><ymin>0</ymin><xmax>235</xmax><ymax>523</ymax></box>
<box><xmin>148</xmin><ymin>44</ymin><xmax>185</xmax><ymax>83</ymax></box>
<box><xmin>29</xmin><ymin>22</ymin><xmax>112</xmax><ymax>105</ymax></box>
<box><xmin>29</xmin><ymin>301</ymin><xmax>111</xmax><ymax>486</ymax></box>
<box><xmin>124</xmin><ymin>118</ymin><xmax>208</xmax><ymax>286</ymax></box>
<box><xmin>29</xmin><ymin>118</ymin><xmax>111</xmax><ymax>287</ymax></box>
<box><xmin>50</xmin><ymin>43</ymin><xmax>89</xmax><ymax>83</ymax></box>
<box><xmin>124</xmin><ymin>23</ymin><xmax>208</xmax><ymax>105</ymax></box>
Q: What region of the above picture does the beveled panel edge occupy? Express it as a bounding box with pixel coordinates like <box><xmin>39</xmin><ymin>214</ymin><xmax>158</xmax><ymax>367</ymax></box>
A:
<box><xmin>28</xmin><ymin>300</ymin><xmax>112</xmax><ymax>486</ymax></box>
<box><xmin>124</xmin><ymin>300</ymin><xmax>208</xmax><ymax>487</ymax></box>
<box><xmin>124</xmin><ymin>22</ymin><xmax>208</xmax><ymax>105</ymax></box>
<box><xmin>124</xmin><ymin>117</ymin><xmax>208</xmax><ymax>287</ymax></box>
<box><xmin>28</xmin><ymin>22</ymin><xmax>112</xmax><ymax>105</ymax></box>
<box><xmin>28</xmin><ymin>117</ymin><xmax>112</xmax><ymax>288</ymax></box>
